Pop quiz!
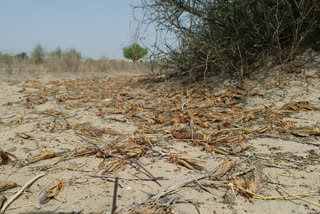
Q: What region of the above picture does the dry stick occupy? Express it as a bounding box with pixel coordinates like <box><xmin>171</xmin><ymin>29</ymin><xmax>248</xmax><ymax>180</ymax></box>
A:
<box><xmin>0</xmin><ymin>196</ymin><xmax>6</xmax><ymax>211</ymax></box>
<box><xmin>210</xmin><ymin>181</ymin><xmax>320</xmax><ymax>201</ymax></box>
<box><xmin>129</xmin><ymin>159</ymin><xmax>162</xmax><ymax>187</ymax></box>
<box><xmin>194</xmin><ymin>179</ymin><xmax>215</xmax><ymax>196</ymax></box>
<box><xmin>203</xmin><ymin>50</ymin><xmax>210</xmax><ymax>86</ymax></box>
<box><xmin>0</xmin><ymin>173</ymin><xmax>46</xmax><ymax>214</ymax></box>
<box><xmin>264</xmin><ymin>173</ymin><xmax>320</xmax><ymax>207</ymax></box>
<box><xmin>129</xmin><ymin>164</ymin><xmax>224</xmax><ymax>211</ymax></box>
<box><xmin>229</xmin><ymin>183</ymin><xmax>246</xmax><ymax>214</ymax></box>
<box><xmin>193</xmin><ymin>203</ymin><xmax>201</xmax><ymax>214</ymax></box>
<box><xmin>88</xmin><ymin>174</ymin><xmax>166</xmax><ymax>181</ymax></box>
<box><xmin>233</xmin><ymin>184</ymin><xmax>319</xmax><ymax>201</ymax></box>
<box><xmin>111</xmin><ymin>177</ymin><xmax>119</xmax><ymax>214</ymax></box>
<box><xmin>7</xmin><ymin>204</ymin><xmax>36</xmax><ymax>211</ymax></box>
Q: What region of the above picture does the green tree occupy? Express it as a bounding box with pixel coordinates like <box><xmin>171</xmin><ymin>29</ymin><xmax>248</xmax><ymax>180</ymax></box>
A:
<box><xmin>15</xmin><ymin>52</ymin><xmax>28</xmax><ymax>61</ymax></box>
<box><xmin>123</xmin><ymin>44</ymin><xmax>148</xmax><ymax>61</ymax></box>
<box><xmin>50</xmin><ymin>47</ymin><xmax>62</xmax><ymax>57</ymax></box>
<box><xmin>31</xmin><ymin>44</ymin><xmax>45</xmax><ymax>64</ymax></box>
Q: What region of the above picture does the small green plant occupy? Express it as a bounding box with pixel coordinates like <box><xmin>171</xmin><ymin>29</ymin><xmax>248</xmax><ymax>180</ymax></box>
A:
<box><xmin>123</xmin><ymin>44</ymin><xmax>148</xmax><ymax>61</ymax></box>
<box><xmin>31</xmin><ymin>44</ymin><xmax>45</xmax><ymax>64</ymax></box>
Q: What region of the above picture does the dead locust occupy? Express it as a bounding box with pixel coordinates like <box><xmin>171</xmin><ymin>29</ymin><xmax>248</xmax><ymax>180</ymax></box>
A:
<box><xmin>169</xmin><ymin>154</ymin><xmax>204</xmax><ymax>171</ymax></box>
<box><xmin>39</xmin><ymin>178</ymin><xmax>65</xmax><ymax>205</ymax></box>
<box><xmin>0</xmin><ymin>148</ymin><xmax>18</xmax><ymax>164</ymax></box>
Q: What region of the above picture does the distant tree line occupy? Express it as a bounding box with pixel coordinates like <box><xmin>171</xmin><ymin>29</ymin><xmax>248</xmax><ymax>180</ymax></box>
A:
<box><xmin>0</xmin><ymin>44</ymin><xmax>150</xmax><ymax>74</ymax></box>
<box><xmin>1</xmin><ymin>43</ymin><xmax>150</xmax><ymax>66</ymax></box>
<box><xmin>0</xmin><ymin>44</ymin><xmax>82</xmax><ymax>64</ymax></box>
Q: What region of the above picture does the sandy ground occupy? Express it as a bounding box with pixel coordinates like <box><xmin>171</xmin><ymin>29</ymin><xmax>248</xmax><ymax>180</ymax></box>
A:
<box><xmin>0</xmin><ymin>53</ymin><xmax>319</xmax><ymax>214</ymax></box>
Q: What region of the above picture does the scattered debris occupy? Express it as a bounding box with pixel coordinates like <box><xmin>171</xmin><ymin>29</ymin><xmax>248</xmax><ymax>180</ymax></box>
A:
<box><xmin>0</xmin><ymin>70</ymin><xmax>319</xmax><ymax>213</ymax></box>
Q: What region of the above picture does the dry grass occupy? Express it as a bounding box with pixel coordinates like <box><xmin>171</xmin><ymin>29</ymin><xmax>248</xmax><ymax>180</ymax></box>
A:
<box><xmin>0</xmin><ymin>56</ymin><xmax>152</xmax><ymax>77</ymax></box>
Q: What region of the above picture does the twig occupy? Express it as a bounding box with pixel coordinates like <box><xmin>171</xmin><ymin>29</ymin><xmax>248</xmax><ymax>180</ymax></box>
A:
<box><xmin>234</xmin><ymin>183</ymin><xmax>319</xmax><ymax>201</ymax></box>
<box><xmin>51</xmin><ymin>165</ymin><xmax>94</xmax><ymax>172</ymax></box>
<box><xmin>129</xmin><ymin>159</ymin><xmax>162</xmax><ymax>187</ymax></box>
<box><xmin>88</xmin><ymin>174</ymin><xmax>166</xmax><ymax>181</ymax></box>
<box><xmin>111</xmin><ymin>177</ymin><xmax>119</xmax><ymax>214</ymax></box>
<box><xmin>264</xmin><ymin>173</ymin><xmax>320</xmax><ymax>207</ymax></box>
<box><xmin>0</xmin><ymin>196</ymin><xmax>6</xmax><ymax>210</ymax></box>
<box><xmin>229</xmin><ymin>183</ymin><xmax>245</xmax><ymax>214</ymax></box>
<box><xmin>232</xmin><ymin>168</ymin><xmax>255</xmax><ymax>177</ymax></box>
<box><xmin>0</xmin><ymin>173</ymin><xmax>46</xmax><ymax>214</ymax></box>
<box><xmin>7</xmin><ymin>204</ymin><xmax>36</xmax><ymax>211</ymax></box>
<box><xmin>107</xmin><ymin>117</ymin><xmax>127</xmax><ymax>123</ymax></box>
<box><xmin>193</xmin><ymin>203</ymin><xmax>201</xmax><ymax>214</ymax></box>
<box><xmin>203</xmin><ymin>50</ymin><xmax>210</xmax><ymax>86</ymax></box>
<box><xmin>210</xmin><ymin>181</ymin><xmax>320</xmax><ymax>201</ymax></box>
<box><xmin>181</xmin><ymin>100</ymin><xmax>189</xmax><ymax>112</ymax></box>
<box><xmin>235</xmin><ymin>152</ymin><xmax>255</xmax><ymax>165</ymax></box>
<box><xmin>129</xmin><ymin>163</ymin><xmax>226</xmax><ymax>211</ymax></box>
<box><xmin>194</xmin><ymin>179</ymin><xmax>215</xmax><ymax>196</ymax></box>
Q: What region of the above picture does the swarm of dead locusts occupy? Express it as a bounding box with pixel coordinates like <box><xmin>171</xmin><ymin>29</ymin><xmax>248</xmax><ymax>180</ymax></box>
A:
<box><xmin>17</xmin><ymin>77</ymin><xmax>319</xmax><ymax>174</ymax></box>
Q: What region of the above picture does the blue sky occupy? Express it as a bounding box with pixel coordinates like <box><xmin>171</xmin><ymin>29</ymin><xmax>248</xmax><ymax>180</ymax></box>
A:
<box><xmin>0</xmin><ymin>0</ymin><xmax>145</xmax><ymax>59</ymax></box>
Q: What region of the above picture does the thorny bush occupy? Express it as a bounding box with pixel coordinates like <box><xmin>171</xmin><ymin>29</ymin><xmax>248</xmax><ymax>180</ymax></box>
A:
<box><xmin>137</xmin><ymin>0</ymin><xmax>320</xmax><ymax>79</ymax></box>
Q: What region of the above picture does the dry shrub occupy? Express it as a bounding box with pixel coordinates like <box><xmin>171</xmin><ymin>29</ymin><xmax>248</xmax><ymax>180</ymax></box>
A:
<box><xmin>138</xmin><ymin>0</ymin><xmax>320</xmax><ymax>79</ymax></box>
<box><xmin>46</xmin><ymin>49</ymin><xmax>81</xmax><ymax>73</ymax></box>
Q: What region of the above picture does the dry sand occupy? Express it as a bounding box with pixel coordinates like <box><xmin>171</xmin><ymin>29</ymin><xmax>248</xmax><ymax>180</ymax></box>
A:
<box><xmin>0</xmin><ymin>53</ymin><xmax>319</xmax><ymax>214</ymax></box>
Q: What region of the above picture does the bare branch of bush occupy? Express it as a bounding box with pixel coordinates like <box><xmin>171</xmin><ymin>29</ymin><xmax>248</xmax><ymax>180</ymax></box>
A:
<box><xmin>134</xmin><ymin>0</ymin><xmax>320</xmax><ymax>80</ymax></box>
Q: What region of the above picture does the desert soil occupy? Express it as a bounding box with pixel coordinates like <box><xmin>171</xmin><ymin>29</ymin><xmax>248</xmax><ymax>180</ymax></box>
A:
<box><xmin>0</xmin><ymin>52</ymin><xmax>319</xmax><ymax>214</ymax></box>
